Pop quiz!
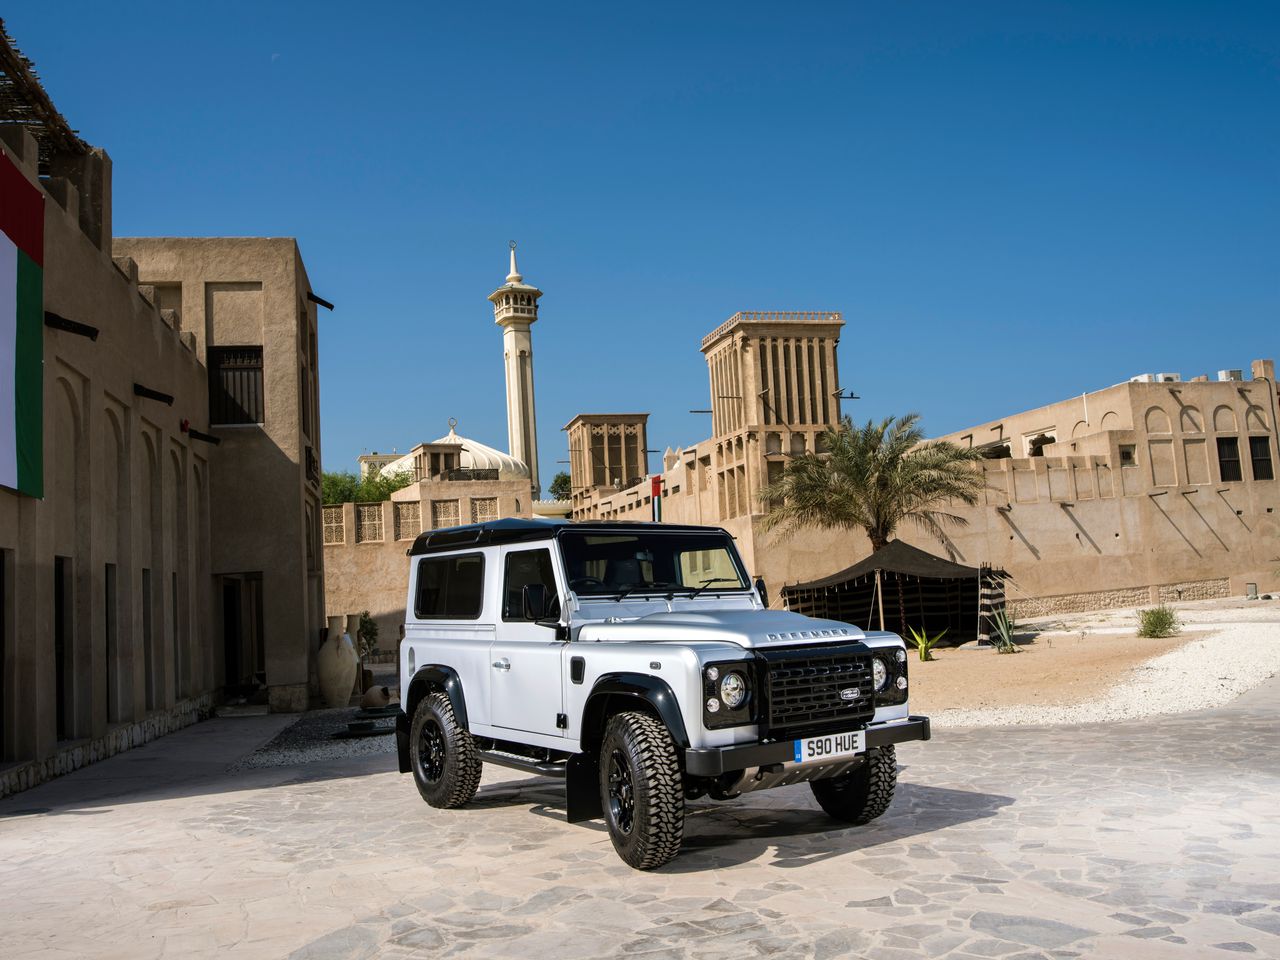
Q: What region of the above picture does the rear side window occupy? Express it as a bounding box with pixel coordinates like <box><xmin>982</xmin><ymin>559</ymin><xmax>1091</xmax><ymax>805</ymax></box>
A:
<box><xmin>414</xmin><ymin>553</ymin><xmax>485</xmax><ymax>620</ymax></box>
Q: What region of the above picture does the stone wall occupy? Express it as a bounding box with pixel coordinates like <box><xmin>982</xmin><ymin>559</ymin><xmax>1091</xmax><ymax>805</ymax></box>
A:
<box><xmin>0</xmin><ymin>693</ymin><xmax>213</xmax><ymax>800</ymax></box>
<box><xmin>1008</xmin><ymin>577</ymin><xmax>1231</xmax><ymax>619</ymax></box>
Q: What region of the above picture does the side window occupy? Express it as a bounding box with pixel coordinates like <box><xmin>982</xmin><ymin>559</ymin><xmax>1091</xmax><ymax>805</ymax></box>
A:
<box><xmin>503</xmin><ymin>549</ymin><xmax>560</xmax><ymax>621</ymax></box>
<box><xmin>414</xmin><ymin>553</ymin><xmax>485</xmax><ymax>620</ymax></box>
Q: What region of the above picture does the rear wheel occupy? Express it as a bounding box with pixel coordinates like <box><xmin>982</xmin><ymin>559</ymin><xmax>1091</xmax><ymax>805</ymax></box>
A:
<box><xmin>810</xmin><ymin>745</ymin><xmax>897</xmax><ymax>824</ymax></box>
<box><xmin>599</xmin><ymin>711</ymin><xmax>684</xmax><ymax>869</ymax></box>
<box><xmin>409</xmin><ymin>691</ymin><xmax>482</xmax><ymax>808</ymax></box>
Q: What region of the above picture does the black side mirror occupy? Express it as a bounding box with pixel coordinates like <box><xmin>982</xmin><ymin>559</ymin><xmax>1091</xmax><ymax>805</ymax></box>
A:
<box><xmin>522</xmin><ymin>583</ymin><xmax>551</xmax><ymax>622</ymax></box>
<box><xmin>754</xmin><ymin>577</ymin><xmax>769</xmax><ymax>609</ymax></box>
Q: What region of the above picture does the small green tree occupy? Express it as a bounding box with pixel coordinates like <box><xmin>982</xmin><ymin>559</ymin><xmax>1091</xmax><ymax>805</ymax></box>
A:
<box><xmin>549</xmin><ymin>471</ymin><xmax>572</xmax><ymax>500</ymax></box>
<box><xmin>357</xmin><ymin>610</ymin><xmax>379</xmax><ymax>657</ymax></box>
<box><xmin>322</xmin><ymin>470</ymin><xmax>415</xmax><ymax>505</ymax></box>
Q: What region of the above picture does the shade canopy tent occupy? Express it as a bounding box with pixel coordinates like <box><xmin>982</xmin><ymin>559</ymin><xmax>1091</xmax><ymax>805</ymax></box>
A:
<box><xmin>781</xmin><ymin>540</ymin><xmax>1005</xmax><ymax>645</ymax></box>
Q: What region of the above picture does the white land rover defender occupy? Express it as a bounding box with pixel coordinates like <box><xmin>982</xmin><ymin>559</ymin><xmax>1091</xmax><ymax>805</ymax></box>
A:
<box><xmin>395</xmin><ymin>518</ymin><xmax>930</xmax><ymax>869</ymax></box>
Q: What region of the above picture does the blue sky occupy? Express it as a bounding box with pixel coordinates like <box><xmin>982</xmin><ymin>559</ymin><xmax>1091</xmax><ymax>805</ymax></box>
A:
<box><xmin>10</xmin><ymin>2</ymin><xmax>1279</xmax><ymax>490</ymax></box>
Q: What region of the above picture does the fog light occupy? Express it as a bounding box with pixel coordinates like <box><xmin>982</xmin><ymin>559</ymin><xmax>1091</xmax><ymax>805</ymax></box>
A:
<box><xmin>895</xmin><ymin>676</ymin><xmax>908</xmax><ymax>691</ymax></box>
<box><xmin>706</xmin><ymin>697</ymin><xmax>721</xmax><ymax>713</ymax></box>
<box><xmin>705</xmin><ymin>665</ymin><xmax>720</xmax><ymax>681</ymax></box>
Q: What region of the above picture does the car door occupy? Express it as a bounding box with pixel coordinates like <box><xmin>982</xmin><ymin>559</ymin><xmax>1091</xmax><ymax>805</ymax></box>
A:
<box><xmin>488</xmin><ymin>546</ymin><xmax>566</xmax><ymax>739</ymax></box>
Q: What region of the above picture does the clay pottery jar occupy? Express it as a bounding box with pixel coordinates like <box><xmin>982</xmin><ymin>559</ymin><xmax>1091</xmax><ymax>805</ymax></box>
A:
<box><xmin>318</xmin><ymin>615</ymin><xmax>357</xmax><ymax>707</ymax></box>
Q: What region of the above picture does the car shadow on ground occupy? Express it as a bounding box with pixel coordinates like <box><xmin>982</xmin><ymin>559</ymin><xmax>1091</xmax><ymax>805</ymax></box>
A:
<box><xmin>470</xmin><ymin>775</ymin><xmax>1014</xmax><ymax>870</ymax></box>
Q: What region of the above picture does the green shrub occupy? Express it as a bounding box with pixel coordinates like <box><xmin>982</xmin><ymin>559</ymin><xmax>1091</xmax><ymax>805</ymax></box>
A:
<box><xmin>357</xmin><ymin>610</ymin><xmax>379</xmax><ymax>658</ymax></box>
<box><xmin>1137</xmin><ymin>605</ymin><xmax>1180</xmax><ymax>638</ymax></box>
<box><xmin>991</xmin><ymin>609</ymin><xmax>1021</xmax><ymax>654</ymax></box>
<box><xmin>906</xmin><ymin>625</ymin><xmax>947</xmax><ymax>662</ymax></box>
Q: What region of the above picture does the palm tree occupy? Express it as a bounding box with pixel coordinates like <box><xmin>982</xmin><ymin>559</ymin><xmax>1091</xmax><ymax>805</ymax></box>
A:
<box><xmin>759</xmin><ymin>413</ymin><xmax>986</xmax><ymax>551</ymax></box>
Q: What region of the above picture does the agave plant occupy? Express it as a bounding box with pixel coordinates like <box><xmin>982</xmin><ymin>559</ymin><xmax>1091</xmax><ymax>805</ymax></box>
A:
<box><xmin>906</xmin><ymin>625</ymin><xmax>947</xmax><ymax>662</ymax></box>
<box><xmin>990</xmin><ymin>609</ymin><xmax>1020</xmax><ymax>654</ymax></box>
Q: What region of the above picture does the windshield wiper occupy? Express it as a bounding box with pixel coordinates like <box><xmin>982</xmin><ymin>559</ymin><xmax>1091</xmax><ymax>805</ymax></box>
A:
<box><xmin>686</xmin><ymin>577</ymin><xmax>741</xmax><ymax>599</ymax></box>
<box><xmin>610</xmin><ymin>581</ymin><xmax>682</xmax><ymax>602</ymax></box>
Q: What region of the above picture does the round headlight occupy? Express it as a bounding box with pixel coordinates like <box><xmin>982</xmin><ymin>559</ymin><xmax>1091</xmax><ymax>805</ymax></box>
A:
<box><xmin>872</xmin><ymin>658</ymin><xmax>888</xmax><ymax>691</ymax></box>
<box><xmin>705</xmin><ymin>697</ymin><xmax>721</xmax><ymax>713</ymax></box>
<box><xmin>705</xmin><ymin>665</ymin><xmax>720</xmax><ymax>682</ymax></box>
<box><xmin>895</xmin><ymin>675</ymin><xmax>908</xmax><ymax>691</ymax></box>
<box><xmin>720</xmin><ymin>672</ymin><xmax>747</xmax><ymax>709</ymax></box>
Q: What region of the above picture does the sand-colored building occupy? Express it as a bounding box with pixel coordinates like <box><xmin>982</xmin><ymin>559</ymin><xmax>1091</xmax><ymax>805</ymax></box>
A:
<box><xmin>571</xmin><ymin>311</ymin><xmax>851</xmax><ymax>593</ymax></box>
<box><xmin>112</xmin><ymin>237</ymin><xmax>328</xmax><ymax>710</ymax></box>
<box><xmin>570</xmin><ymin>309</ymin><xmax>1280</xmax><ymax>615</ymax></box>
<box><xmin>0</xmin><ymin>30</ymin><xmax>326</xmax><ymax>797</ymax></box>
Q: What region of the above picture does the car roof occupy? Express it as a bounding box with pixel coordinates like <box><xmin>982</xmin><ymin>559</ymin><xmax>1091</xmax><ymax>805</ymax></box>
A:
<box><xmin>406</xmin><ymin>517</ymin><xmax>732</xmax><ymax>557</ymax></box>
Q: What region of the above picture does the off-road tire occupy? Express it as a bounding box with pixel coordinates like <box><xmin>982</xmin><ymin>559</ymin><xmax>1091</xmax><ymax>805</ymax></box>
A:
<box><xmin>599</xmin><ymin>711</ymin><xmax>684</xmax><ymax>869</ymax></box>
<box><xmin>409</xmin><ymin>691</ymin><xmax>482</xmax><ymax>808</ymax></box>
<box><xmin>810</xmin><ymin>745</ymin><xmax>897</xmax><ymax>824</ymax></box>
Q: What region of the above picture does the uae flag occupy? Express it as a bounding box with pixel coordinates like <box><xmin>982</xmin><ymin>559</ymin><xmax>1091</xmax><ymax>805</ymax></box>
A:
<box><xmin>0</xmin><ymin>147</ymin><xmax>43</xmax><ymax>498</ymax></box>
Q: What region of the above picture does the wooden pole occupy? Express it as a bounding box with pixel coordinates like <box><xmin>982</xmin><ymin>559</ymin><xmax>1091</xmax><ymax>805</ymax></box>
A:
<box><xmin>875</xmin><ymin>568</ymin><xmax>885</xmax><ymax>632</ymax></box>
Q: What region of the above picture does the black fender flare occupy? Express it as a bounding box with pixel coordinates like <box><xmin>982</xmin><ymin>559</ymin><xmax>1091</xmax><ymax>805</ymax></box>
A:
<box><xmin>397</xmin><ymin>665</ymin><xmax>468</xmax><ymax>774</ymax></box>
<box><xmin>566</xmin><ymin>673</ymin><xmax>689</xmax><ymax>824</ymax></box>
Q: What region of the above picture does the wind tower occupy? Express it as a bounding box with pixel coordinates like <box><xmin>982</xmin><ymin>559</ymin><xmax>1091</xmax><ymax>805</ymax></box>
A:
<box><xmin>489</xmin><ymin>241</ymin><xmax>542</xmax><ymax>498</ymax></box>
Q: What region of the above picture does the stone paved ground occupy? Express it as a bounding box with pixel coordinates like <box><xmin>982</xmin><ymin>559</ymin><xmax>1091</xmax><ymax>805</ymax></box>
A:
<box><xmin>1</xmin><ymin>679</ymin><xmax>1279</xmax><ymax>959</ymax></box>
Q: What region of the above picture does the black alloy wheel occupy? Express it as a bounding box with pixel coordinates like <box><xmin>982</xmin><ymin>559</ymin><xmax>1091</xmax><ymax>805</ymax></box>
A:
<box><xmin>607</xmin><ymin>748</ymin><xmax>636</xmax><ymax>834</ymax></box>
<box><xmin>417</xmin><ymin>717</ymin><xmax>446</xmax><ymax>783</ymax></box>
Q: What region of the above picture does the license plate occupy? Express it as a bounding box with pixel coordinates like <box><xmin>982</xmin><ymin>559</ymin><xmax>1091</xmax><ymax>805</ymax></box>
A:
<box><xmin>793</xmin><ymin>730</ymin><xmax>865</xmax><ymax>765</ymax></box>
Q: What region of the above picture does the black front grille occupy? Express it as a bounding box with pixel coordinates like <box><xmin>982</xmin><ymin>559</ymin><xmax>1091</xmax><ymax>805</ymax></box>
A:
<box><xmin>761</xmin><ymin>643</ymin><xmax>876</xmax><ymax>735</ymax></box>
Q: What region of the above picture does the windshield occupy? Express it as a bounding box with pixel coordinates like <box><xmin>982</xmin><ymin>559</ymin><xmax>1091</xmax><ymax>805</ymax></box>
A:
<box><xmin>558</xmin><ymin>529</ymin><xmax>750</xmax><ymax>598</ymax></box>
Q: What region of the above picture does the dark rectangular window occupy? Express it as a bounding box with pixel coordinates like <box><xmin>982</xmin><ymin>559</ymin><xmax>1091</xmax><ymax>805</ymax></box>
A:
<box><xmin>104</xmin><ymin>564</ymin><xmax>117</xmax><ymax>724</ymax></box>
<box><xmin>503</xmin><ymin>549</ymin><xmax>560</xmax><ymax>621</ymax></box>
<box><xmin>1217</xmin><ymin>436</ymin><xmax>1242</xmax><ymax>482</ymax></box>
<box><xmin>172</xmin><ymin>571</ymin><xmax>181</xmax><ymax>698</ymax></box>
<box><xmin>1250</xmin><ymin>436</ymin><xmax>1274</xmax><ymax>481</ymax></box>
<box><xmin>414</xmin><ymin>553</ymin><xmax>485</xmax><ymax>620</ymax></box>
<box><xmin>208</xmin><ymin>346</ymin><xmax>264</xmax><ymax>425</ymax></box>
<box><xmin>54</xmin><ymin>556</ymin><xmax>71</xmax><ymax>741</ymax></box>
<box><xmin>142</xmin><ymin>568</ymin><xmax>155</xmax><ymax>711</ymax></box>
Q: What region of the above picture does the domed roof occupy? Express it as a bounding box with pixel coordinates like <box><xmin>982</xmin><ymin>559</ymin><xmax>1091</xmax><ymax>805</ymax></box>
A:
<box><xmin>431</xmin><ymin>426</ymin><xmax>531</xmax><ymax>479</ymax></box>
<box><xmin>377</xmin><ymin>425</ymin><xmax>531</xmax><ymax>482</ymax></box>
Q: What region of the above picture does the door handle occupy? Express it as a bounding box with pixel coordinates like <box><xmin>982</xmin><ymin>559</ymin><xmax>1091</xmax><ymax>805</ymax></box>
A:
<box><xmin>492</xmin><ymin>658</ymin><xmax>511</xmax><ymax>671</ymax></box>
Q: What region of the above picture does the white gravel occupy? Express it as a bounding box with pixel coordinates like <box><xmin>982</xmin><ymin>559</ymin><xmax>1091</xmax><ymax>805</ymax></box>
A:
<box><xmin>932</xmin><ymin>600</ymin><xmax>1280</xmax><ymax>728</ymax></box>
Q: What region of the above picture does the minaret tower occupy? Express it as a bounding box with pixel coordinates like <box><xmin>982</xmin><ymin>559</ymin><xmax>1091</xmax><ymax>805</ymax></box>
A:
<box><xmin>488</xmin><ymin>241</ymin><xmax>542</xmax><ymax>498</ymax></box>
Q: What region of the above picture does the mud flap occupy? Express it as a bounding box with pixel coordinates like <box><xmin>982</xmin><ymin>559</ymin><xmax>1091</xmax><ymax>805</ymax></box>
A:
<box><xmin>566</xmin><ymin>752</ymin><xmax>602</xmax><ymax>823</ymax></box>
<box><xmin>395</xmin><ymin>710</ymin><xmax>410</xmax><ymax>774</ymax></box>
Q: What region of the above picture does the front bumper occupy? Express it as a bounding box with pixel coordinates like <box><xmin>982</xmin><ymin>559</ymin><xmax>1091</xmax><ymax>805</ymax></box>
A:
<box><xmin>683</xmin><ymin>715</ymin><xmax>931</xmax><ymax>777</ymax></box>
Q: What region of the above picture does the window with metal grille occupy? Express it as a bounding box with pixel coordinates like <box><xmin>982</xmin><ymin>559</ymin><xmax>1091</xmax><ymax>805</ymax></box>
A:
<box><xmin>1250</xmin><ymin>436</ymin><xmax>1274</xmax><ymax>481</ymax></box>
<box><xmin>395</xmin><ymin>501</ymin><xmax>421</xmax><ymax>540</ymax></box>
<box><xmin>431</xmin><ymin>499</ymin><xmax>460</xmax><ymax>529</ymax></box>
<box><xmin>470</xmin><ymin>497</ymin><xmax>498</xmax><ymax>524</ymax></box>
<box><xmin>208</xmin><ymin>346</ymin><xmax>264</xmax><ymax>425</ymax></box>
<box><xmin>355</xmin><ymin>503</ymin><xmax>384</xmax><ymax>542</ymax></box>
<box><xmin>322</xmin><ymin>505</ymin><xmax>344</xmax><ymax>544</ymax></box>
<box><xmin>1217</xmin><ymin>437</ymin><xmax>1242</xmax><ymax>482</ymax></box>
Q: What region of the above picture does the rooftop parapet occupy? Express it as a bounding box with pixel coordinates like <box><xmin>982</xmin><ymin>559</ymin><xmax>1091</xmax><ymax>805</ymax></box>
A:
<box><xmin>700</xmin><ymin>311</ymin><xmax>843</xmax><ymax>350</ymax></box>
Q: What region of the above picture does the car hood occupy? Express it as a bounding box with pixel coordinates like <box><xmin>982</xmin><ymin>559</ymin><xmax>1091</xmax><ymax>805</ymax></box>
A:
<box><xmin>576</xmin><ymin>608</ymin><xmax>865</xmax><ymax>649</ymax></box>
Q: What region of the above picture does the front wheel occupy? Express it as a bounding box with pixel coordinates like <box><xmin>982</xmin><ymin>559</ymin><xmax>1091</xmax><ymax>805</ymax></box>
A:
<box><xmin>599</xmin><ymin>711</ymin><xmax>685</xmax><ymax>869</ymax></box>
<box><xmin>810</xmin><ymin>745</ymin><xmax>897</xmax><ymax>824</ymax></box>
<box><xmin>409</xmin><ymin>691</ymin><xmax>482</xmax><ymax>808</ymax></box>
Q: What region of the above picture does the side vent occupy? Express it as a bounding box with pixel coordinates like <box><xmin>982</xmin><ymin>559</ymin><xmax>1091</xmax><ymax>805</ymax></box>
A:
<box><xmin>570</xmin><ymin>656</ymin><xmax>586</xmax><ymax>684</ymax></box>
